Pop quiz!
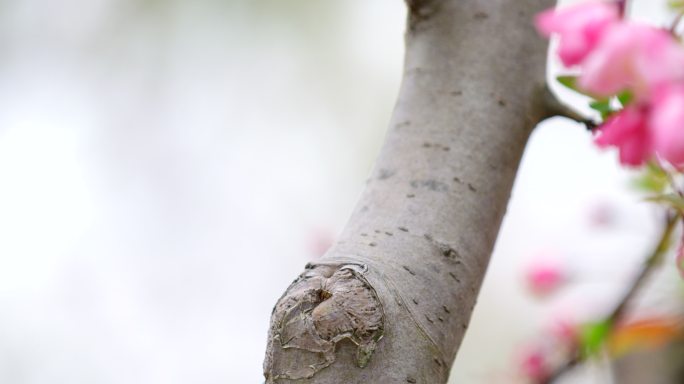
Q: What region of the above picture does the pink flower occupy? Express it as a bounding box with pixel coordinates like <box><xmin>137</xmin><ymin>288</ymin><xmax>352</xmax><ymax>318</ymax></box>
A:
<box><xmin>580</xmin><ymin>24</ymin><xmax>684</xmax><ymax>98</ymax></box>
<box><xmin>548</xmin><ymin>318</ymin><xmax>579</xmax><ymax>348</ymax></box>
<box><xmin>535</xmin><ymin>2</ymin><xmax>619</xmax><ymax>66</ymax></box>
<box><xmin>518</xmin><ymin>345</ymin><xmax>549</xmax><ymax>382</ymax></box>
<box><xmin>525</xmin><ymin>259</ymin><xmax>566</xmax><ymax>297</ymax></box>
<box><xmin>594</xmin><ymin>106</ymin><xmax>652</xmax><ymax>166</ymax></box>
<box><xmin>650</xmin><ymin>85</ymin><xmax>684</xmax><ymax>165</ymax></box>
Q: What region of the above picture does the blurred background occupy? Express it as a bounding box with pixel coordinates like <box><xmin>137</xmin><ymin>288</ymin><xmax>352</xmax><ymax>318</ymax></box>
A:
<box><xmin>0</xmin><ymin>0</ymin><xmax>681</xmax><ymax>383</ymax></box>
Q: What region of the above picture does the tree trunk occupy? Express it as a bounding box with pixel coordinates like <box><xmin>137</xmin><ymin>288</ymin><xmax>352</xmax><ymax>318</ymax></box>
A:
<box><xmin>264</xmin><ymin>0</ymin><xmax>555</xmax><ymax>382</ymax></box>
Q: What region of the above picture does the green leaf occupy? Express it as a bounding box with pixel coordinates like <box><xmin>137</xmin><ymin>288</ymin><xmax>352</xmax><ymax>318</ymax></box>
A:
<box><xmin>557</xmin><ymin>75</ymin><xmax>578</xmax><ymax>89</ymax></box>
<box><xmin>617</xmin><ymin>91</ymin><xmax>633</xmax><ymax>107</ymax></box>
<box><xmin>580</xmin><ymin>320</ymin><xmax>612</xmax><ymax>358</ymax></box>
<box><xmin>644</xmin><ymin>193</ymin><xmax>684</xmax><ymax>212</ymax></box>
<box><xmin>668</xmin><ymin>0</ymin><xmax>684</xmax><ymax>9</ymax></box>
<box><xmin>555</xmin><ymin>75</ymin><xmax>590</xmax><ymax>96</ymax></box>
<box><xmin>632</xmin><ymin>161</ymin><xmax>669</xmax><ymax>193</ymax></box>
<box><xmin>589</xmin><ymin>99</ymin><xmax>613</xmax><ymax>119</ymax></box>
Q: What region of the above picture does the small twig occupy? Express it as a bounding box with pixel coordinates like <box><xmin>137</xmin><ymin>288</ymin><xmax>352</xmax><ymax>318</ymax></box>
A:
<box><xmin>541</xmin><ymin>211</ymin><xmax>680</xmax><ymax>384</ymax></box>
<box><xmin>670</xmin><ymin>9</ymin><xmax>684</xmax><ymax>35</ymax></box>
<box><xmin>609</xmin><ymin>213</ymin><xmax>678</xmax><ymax>320</ymax></box>
<box><xmin>616</xmin><ymin>0</ymin><xmax>627</xmax><ymax>18</ymax></box>
<box><xmin>665</xmin><ymin>169</ymin><xmax>683</xmax><ymax>198</ymax></box>
<box><xmin>540</xmin><ymin>84</ymin><xmax>599</xmax><ymax>130</ymax></box>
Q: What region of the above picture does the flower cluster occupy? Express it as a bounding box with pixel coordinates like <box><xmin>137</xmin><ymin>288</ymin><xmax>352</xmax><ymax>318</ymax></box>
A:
<box><xmin>536</xmin><ymin>1</ymin><xmax>684</xmax><ymax>166</ymax></box>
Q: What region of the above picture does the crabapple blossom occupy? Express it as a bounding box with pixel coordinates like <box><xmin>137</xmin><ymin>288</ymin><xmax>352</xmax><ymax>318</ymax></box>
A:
<box><xmin>537</xmin><ymin>1</ymin><xmax>684</xmax><ymax>167</ymax></box>
<box><xmin>580</xmin><ymin>24</ymin><xmax>684</xmax><ymax>98</ymax></box>
<box><xmin>594</xmin><ymin>106</ymin><xmax>652</xmax><ymax>166</ymax></box>
<box><xmin>650</xmin><ymin>84</ymin><xmax>684</xmax><ymax>165</ymax></box>
<box><xmin>535</xmin><ymin>1</ymin><xmax>619</xmax><ymax>66</ymax></box>
<box><xmin>518</xmin><ymin>345</ymin><xmax>549</xmax><ymax>382</ymax></box>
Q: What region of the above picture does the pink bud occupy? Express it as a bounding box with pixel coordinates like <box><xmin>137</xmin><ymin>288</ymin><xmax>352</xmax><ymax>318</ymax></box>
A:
<box><xmin>549</xmin><ymin>317</ymin><xmax>579</xmax><ymax>347</ymax></box>
<box><xmin>525</xmin><ymin>259</ymin><xmax>566</xmax><ymax>297</ymax></box>
<box><xmin>518</xmin><ymin>345</ymin><xmax>549</xmax><ymax>382</ymax></box>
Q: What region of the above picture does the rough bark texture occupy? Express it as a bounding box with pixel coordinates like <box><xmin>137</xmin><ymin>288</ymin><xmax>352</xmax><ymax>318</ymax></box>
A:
<box><xmin>264</xmin><ymin>0</ymin><xmax>555</xmax><ymax>382</ymax></box>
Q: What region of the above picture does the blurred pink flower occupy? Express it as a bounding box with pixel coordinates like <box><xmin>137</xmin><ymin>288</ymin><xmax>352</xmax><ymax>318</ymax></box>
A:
<box><xmin>650</xmin><ymin>85</ymin><xmax>684</xmax><ymax>165</ymax></box>
<box><xmin>525</xmin><ymin>259</ymin><xmax>566</xmax><ymax>297</ymax></box>
<box><xmin>518</xmin><ymin>345</ymin><xmax>549</xmax><ymax>382</ymax></box>
<box><xmin>548</xmin><ymin>317</ymin><xmax>579</xmax><ymax>348</ymax></box>
<box><xmin>594</xmin><ymin>106</ymin><xmax>652</xmax><ymax>166</ymax></box>
<box><xmin>586</xmin><ymin>200</ymin><xmax>616</xmax><ymax>227</ymax></box>
<box><xmin>535</xmin><ymin>2</ymin><xmax>618</xmax><ymax>66</ymax></box>
<box><xmin>580</xmin><ymin>24</ymin><xmax>684</xmax><ymax>98</ymax></box>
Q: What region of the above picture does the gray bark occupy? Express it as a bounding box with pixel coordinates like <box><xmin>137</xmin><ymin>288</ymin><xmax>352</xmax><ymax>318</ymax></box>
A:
<box><xmin>264</xmin><ymin>0</ymin><xmax>555</xmax><ymax>382</ymax></box>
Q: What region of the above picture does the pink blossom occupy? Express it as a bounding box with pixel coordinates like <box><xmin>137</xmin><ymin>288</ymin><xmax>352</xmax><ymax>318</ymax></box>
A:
<box><xmin>525</xmin><ymin>259</ymin><xmax>566</xmax><ymax>297</ymax></box>
<box><xmin>580</xmin><ymin>24</ymin><xmax>684</xmax><ymax>98</ymax></box>
<box><xmin>538</xmin><ymin>4</ymin><xmax>684</xmax><ymax>166</ymax></box>
<box><xmin>518</xmin><ymin>345</ymin><xmax>549</xmax><ymax>382</ymax></box>
<box><xmin>650</xmin><ymin>85</ymin><xmax>684</xmax><ymax>165</ymax></box>
<box><xmin>594</xmin><ymin>106</ymin><xmax>652</xmax><ymax>166</ymax></box>
<box><xmin>548</xmin><ymin>318</ymin><xmax>579</xmax><ymax>347</ymax></box>
<box><xmin>535</xmin><ymin>2</ymin><xmax>619</xmax><ymax>66</ymax></box>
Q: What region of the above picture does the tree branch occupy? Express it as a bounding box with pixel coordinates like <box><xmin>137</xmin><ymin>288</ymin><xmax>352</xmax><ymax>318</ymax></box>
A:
<box><xmin>263</xmin><ymin>1</ymin><xmax>556</xmax><ymax>382</ymax></box>
<box><xmin>538</xmin><ymin>84</ymin><xmax>598</xmax><ymax>130</ymax></box>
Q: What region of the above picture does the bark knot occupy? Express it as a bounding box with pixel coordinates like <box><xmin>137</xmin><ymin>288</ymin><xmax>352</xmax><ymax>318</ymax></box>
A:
<box><xmin>264</xmin><ymin>263</ymin><xmax>384</xmax><ymax>382</ymax></box>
